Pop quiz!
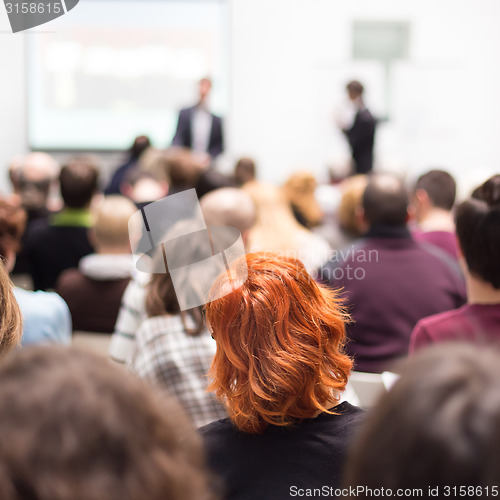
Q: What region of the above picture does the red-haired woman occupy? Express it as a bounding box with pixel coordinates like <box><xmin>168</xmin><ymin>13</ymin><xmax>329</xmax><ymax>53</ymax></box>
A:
<box><xmin>199</xmin><ymin>253</ymin><xmax>363</xmax><ymax>500</ymax></box>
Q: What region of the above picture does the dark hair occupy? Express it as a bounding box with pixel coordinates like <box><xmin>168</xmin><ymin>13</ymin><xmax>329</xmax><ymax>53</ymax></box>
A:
<box><xmin>0</xmin><ymin>346</ymin><xmax>213</xmax><ymax>500</ymax></box>
<box><xmin>416</xmin><ymin>169</ymin><xmax>456</xmax><ymax>210</ymax></box>
<box><xmin>0</xmin><ymin>198</ymin><xmax>26</xmax><ymax>258</ymax></box>
<box><xmin>346</xmin><ymin>80</ymin><xmax>364</xmax><ymax>97</ymax></box>
<box><xmin>362</xmin><ymin>174</ymin><xmax>409</xmax><ymax>227</ymax></box>
<box><xmin>234</xmin><ymin>157</ymin><xmax>256</xmax><ymax>186</ymax></box>
<box><xmin>129</xmin><ymin>135</ymin><xmax>151</xmax><ymax>160</ymax></box>
<box><xmin>60</xmin><ymin>157</ymin><xmax>99</xmax><ymax>208</ymax></box>
<box><xmin>455</xmin><ymin>175</ymin><xmax>500</xmax><ymax>288</ymax></box>
<box><xmin>344</xmin><ymin>343</ymin><xmax>500</xmax><ymax>495</ymax></box>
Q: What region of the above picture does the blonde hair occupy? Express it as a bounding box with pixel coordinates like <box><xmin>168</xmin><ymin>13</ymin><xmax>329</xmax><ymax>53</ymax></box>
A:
<box><xmin>93</xmin><ymin>196</ymin><xmax>137</xmax><ymax>249</ymax></box>
<box><xmin>338</xmin><ymin>175</ymin><xmax>368</xmax><ymax>235</ymax></box>
<box><xmin>283</xmin><ymin>171</ymin><xmax>323</xmax><ymax>228</ymax></box>
<box><xmin>243</xmin><ymin>182</ymin><xmax>313</xmax><ymax>255</ymax></box>
<box><xmin>0</xmin><ymin>261</ymin><xmax>22</xmax><ymax>354</ymax></box>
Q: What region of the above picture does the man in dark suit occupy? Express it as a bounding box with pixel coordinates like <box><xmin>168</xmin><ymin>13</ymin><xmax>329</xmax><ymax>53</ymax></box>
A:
<box><xmin>172</xmin><ymin>77</ymin><xmax>224</xmax><ymax>159</ymax></box>
<box><xmin>343</xmin><ymin>80</ymin><xmax>376</xmax><ymax>175</ymax></box>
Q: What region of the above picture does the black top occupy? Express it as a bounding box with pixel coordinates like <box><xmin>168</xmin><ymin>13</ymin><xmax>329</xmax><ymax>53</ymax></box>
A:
<box><xmin>25</xmin><ymin>220</ymin><xmax>94</xmax><ymax>291</ymax></box>
<box><xmin>199</xmin><ymin>402</ymin><xmax>364</xmax><ymax>500</ymax></box>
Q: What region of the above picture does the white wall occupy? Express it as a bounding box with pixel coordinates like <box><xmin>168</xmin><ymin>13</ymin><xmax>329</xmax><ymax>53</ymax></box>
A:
<box><xmin>2</xmin><ymin>0</ymin><xmax>500</xmax><ymax>194</ymax></box>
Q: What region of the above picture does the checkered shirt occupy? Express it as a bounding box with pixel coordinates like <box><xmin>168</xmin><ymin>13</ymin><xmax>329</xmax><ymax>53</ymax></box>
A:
<box><xmin>129</xmin><ymin>314</ymin><xmax>227</xmax><ymax>429</ymax></box>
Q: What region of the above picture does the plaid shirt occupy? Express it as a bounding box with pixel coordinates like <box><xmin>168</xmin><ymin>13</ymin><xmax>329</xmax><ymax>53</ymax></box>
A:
<box><xmin>130</xmin><ymin>314</ymin><xmax>227</xmax><ymax>429</ymax></box>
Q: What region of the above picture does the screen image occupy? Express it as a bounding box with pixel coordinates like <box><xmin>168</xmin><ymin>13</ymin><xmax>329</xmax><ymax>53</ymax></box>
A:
<box><xmin>27</xmin><ymin>0</ymin><xmax>228</xmax><ymax>150</ymax></box>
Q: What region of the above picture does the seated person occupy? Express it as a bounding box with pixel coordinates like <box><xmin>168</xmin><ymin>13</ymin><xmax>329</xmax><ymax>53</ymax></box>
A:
<box><xmin>410</xmin><ymin>175</ymin><xmax>500</xmax><ymax>352</ymax></box>
<box><xmin>56</xmin><ymin>196</ymin><xmax>136</xmax><ymax>333</ymax></box>
<box><xmin>119</xmin><ymin>169</ymin><xmax>169</xmax><ymax>210</ymax></box>
<box><xmin>200</xmin><ymin>253</ymin><xmax>364</xmax><ymax>500</ymax></box>
<box><xmin>413</xmin><ymin>169</ymin><xmax>459</xmax><ymax>260</ymax></box>
<box><xmin>10</xmin><ymin>152</ymin><xmax>59</xmax><ymax>275</ymax></box>
<box><xmin>0</xmin><ymin>346</ymin><xmax>213</xmax><ymax>500</ymax></box>
<box><xmin>130</xmin><ymin>225</ymin><xmax>227</xmax><ymax>428</ymax></box>
<box><xmin>0</xmin><ymin>196</ymin><xmax>71</xmax><ymax>345</ymax></box>
<box><xmin>318</xmin><ymin>174</ymin><xmax>466</xmax><ymax>373</ymax></box>
<box><xmin>344</xmin><ymin>343</ymin><xmax>500</xmax><ymax>495</ymax></box>
<box><xmin>25</xmin><ymin>156</ymin><xmax>99</xmax><ymax>290</ymax></box>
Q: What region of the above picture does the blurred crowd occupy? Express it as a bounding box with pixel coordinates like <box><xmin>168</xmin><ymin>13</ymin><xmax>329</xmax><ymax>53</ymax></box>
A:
<box><xmin>0</xmin><ymin>133</ymin><xmax>499</xmax><ymax>499</ymax></box>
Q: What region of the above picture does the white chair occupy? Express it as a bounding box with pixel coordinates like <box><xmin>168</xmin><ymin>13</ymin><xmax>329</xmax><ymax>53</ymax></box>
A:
<box><xmin>345</xmin><ymin>371</ymin><xmax>387</xmax><ymax>409</ymax></box>
<box><xmin>72</xmin><ymin>331</ymin><xmax>112</xmax><ymax>357</ymax></box>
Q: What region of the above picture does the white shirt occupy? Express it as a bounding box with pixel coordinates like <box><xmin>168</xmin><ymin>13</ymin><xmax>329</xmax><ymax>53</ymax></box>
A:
<box><xmin>192</xmin><ymin>105</ymin><xmax>213</xmax><ymax>153</ymax></box>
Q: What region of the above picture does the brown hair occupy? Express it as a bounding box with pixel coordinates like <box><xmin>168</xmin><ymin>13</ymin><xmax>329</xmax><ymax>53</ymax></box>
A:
<box><xmin>283</xmin><ymin>171</ymin><xmax>323</xmax><ymax>228</ymax></box>
<box><xmin>0</xmin><ymin>346</ymin><xmax>213</xmax><ymax>500</ymax></box>
<box><xmin>344</xmin><ymin>343</ymin><xmax>500</xmax><ymax>495</ymax></box>
<box><xmin>0</xmin><ymin>197</ymin><xmax>27</xmax><ymax>258</ymax></box>
<box><xmin>205</xmin><ymin>252</ymin><xmax>352</xmax><ymax>434</ymax></box>
<box><xmin>60</xmin><ymin>156</ymin><xmax>99</xmax><ymax>208</ymax></box>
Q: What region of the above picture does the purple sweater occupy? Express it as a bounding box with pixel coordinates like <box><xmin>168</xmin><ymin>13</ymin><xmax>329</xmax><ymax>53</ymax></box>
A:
<box><xmin>319</xmin><ymin>226</ymin><xmax>466</xmax><ymax>373</ymax></box>
<box><xmin>410</xmin><ymin>303</ymin><xmax>500</xmax><ymax>353</ymax></box>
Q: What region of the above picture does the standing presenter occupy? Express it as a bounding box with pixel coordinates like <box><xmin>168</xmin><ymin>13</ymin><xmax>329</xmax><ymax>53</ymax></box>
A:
<box><xmin>171</xmin><ymin>77</ymin><xmax>224</xmax><ymax>160</ymax></box>
<box><xmin>341</xmin><ymin>80</ymin><xmax>376</xmax><ymax>175</ymax></box>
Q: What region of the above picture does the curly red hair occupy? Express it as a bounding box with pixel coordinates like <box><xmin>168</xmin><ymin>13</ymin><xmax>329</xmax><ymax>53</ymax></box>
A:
<box><xmin>205</xmin><ymin>252</ymin><xmax>352</xmax><ymax>434</ymax></box>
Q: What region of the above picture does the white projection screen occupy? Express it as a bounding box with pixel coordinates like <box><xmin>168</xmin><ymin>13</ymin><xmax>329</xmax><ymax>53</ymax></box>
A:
<box><xmin>27</xmin><ymin>0</ymin><xmax>228</xmax><ymax>150</ymax></box>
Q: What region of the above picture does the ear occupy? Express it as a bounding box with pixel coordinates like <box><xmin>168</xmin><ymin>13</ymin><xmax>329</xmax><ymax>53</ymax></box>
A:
<box><xmin>406</xmin><ymin>204</ymin><xmax>416</xmax><ymax>223</ymax></box>
<box><xmin>414</xmin><ymin>188</ymin><xmax>429</xmax><ymax>206</ymax></box>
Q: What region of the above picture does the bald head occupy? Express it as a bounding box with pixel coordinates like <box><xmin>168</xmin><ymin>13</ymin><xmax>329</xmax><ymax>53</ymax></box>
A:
<box><xmin>200</xmin><ymin>188</ymin><xmax>256</xmax><ymax>234</ymax></box>
<box><xmin>22</xmin><ymin>153</ymin><xmax>58</xmax><ymax>182</ymax></box>
<box><xmin>362</xmin><ymin>174</ymin><xmax>409</xmax><ymax>228</ymax></box>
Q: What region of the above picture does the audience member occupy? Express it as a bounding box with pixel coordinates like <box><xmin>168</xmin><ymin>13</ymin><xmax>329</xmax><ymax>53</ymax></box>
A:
<box><xmin>11</xmin><ymin>152</ymin><xmax>59</xmax><ymax>275</ymax></box>
<box><xmin>200</xmin><ymin>253</ymin><xmax>364</xmax><ymax>500</ymax></box>
<box><xmin>244</xmin><ymin>182</ymin><xmax>331</xmax><ymax>274</ymax></box>
<box><xmin>318</xmin><ymin>174</ymin><xmax>466</xmax><ymax>373</ymax></box>
<box><xmin>25</xmin><ymin>156</ymin><xmax>98</xmax><ymax>290</ymax></box>
<box><xmin>104</xmin><ymin>135</ymin><xmax>151</xmax><ymax>195</ymax></box>
<box><xmin>0</xmin><ymin>346</ymin><xmax>214</xmax><ymax>500</ymax></box>
<box><xmin>120</xmin><ymin>169</ymin><xmax>169</xmax><ymax>209</ymax></box>
<box><xmin>130</xmin><ymin>222</ymin><xmax>227</xmax><ymax>428</ymax></box>
<box><xmin>410</xmin><ymin>175</ymin><xmax>500</xmax><ymax>352</ymax></box>
<box><xmin>344</xmin><ymin>343</ymin><xmax>500</xmax><ymax>495</ymax></box>
<box><xmin>413</xmin><ymin>169</ymin><xmax>459</xmax><ymax>260</ymax></box>
<box><xmin>233</xmin><ymin>157</ymin><xmax>256</xmax><ymax>186</ymax></box>
<box><xmin>109</xmin><ymin>187</ymin><xmax>257</xmax><ymax>364</ymax></box>
<box><xmin>56</xmin><ymin>196</ymin><xmax>136</xmax><ymax>333</ymax></box>
<box><xmin>283</xmin><ymin>171</ymin><xmax>323</xmax><ymax>228</ymax></box>
<box><xmin>0</xmin><ymin>260</ymin><xmax>22</xmax><ymax>354</ymax></box>
<box><xmin>0</xmin><ymin>197</ymin><xmax>71</xmax><ymax>345</ymax></box>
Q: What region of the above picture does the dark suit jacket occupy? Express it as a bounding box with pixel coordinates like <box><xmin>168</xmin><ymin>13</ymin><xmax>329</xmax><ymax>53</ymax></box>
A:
<box><xmin>343</xmin><ymin>107</ymin><xmax>376</xmax><ymax>174</ymax></box>
<box><xmin>172</xmin><ymin>105</ymin><xmax>224</xmax><ymax>158</ymax></box>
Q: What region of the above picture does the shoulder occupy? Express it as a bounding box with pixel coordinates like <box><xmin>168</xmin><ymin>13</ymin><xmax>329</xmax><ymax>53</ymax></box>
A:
<box><xmin>199</xmin><ymin>417</ymin><xmax>236</xmax><ymax>440</ymax></box>
<box><xmin>416</xmin><ymin>305</ymin><xmax>470</xmax><ymax>331</ymax></box>
<box><xmin>14</xmin><ymin>288</ymin><xmax>70</xmax><ymax>321</ymax></box>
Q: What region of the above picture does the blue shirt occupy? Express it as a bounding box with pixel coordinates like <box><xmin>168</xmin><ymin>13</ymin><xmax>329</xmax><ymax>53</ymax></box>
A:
<box><xmin>14</xmin><ymin>287</ymin><xmax>72</xmax><ymax>346</ymax></box>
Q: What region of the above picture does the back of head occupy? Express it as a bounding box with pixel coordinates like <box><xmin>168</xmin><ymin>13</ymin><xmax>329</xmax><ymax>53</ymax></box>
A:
<box><xmin>200</xmin><ymin>187</ymin><xmax>256</xmax><ymax>234</ymax></box>
<box><xmin>205</xmin><ymin>252</ymin><xmax>352</xmax><ymax>434</ymax></box>
<box><xmin>0</xmin><ymin>346</ymin><xmax>212</xmax><ymax>500</ymax></box>
<box><xmin>129</xmin><ymin>135</ymin><xmax>151</xmax><ymax>160</ymax></box>
<box><xmin>416</xmin><ymin>169</ymin><xmax>456</xmax><ymax>210</ymax></box>
<box><xmin>93</xmin><ymin>195</ymin><xmax>136</xmax><ymax>251</ymax></box>
<box><xmin>362</xmin><ymin>174</ymin><xmax>409</xmax><ymax>228</ymax></box>
<box><xmin>344</xmin><ymin>343</ymin><xmax>500</xmax><ymax>492</ymax></box>
<box><xmin>19</xmin><ymin>152</ymin><xmax>59</xmax><ymax>212</ymax></box>
<box><xmin>164</xmin><ymin>148</ymin><xmax>200</xmax><ymax>189</ymax></box>
<box><xmin>0</xmin><ymin>261</ymin><xmax>22</xmax><ymax>355</ymax></box>
<box><xmin>455</xmin><ymin>175</ymin><xmax>500</xmax><ymax>289</ymax></box>
<box><xmin>346</xmin><ymin>80</ymin><xmax>364</xmax><ymax>99</ymax></box>
<box><xmin>60</xmin><ymin>156</ymin><xmax>99</xmax><ymax>209</ymax></box>
<box><xmin>234</xmin><ymin>157</ymin><xmax>256</xmax><ymax>186</ymax></box>
<box><xmin>283</xmin><ymin>171</ymin><xmax>322</xmax><ymax>228</ymax></box>
<box><xmin>0</xmin><ymin>197</ymin><xmax>27</xmax><ymax>259</ymax></box>
<box><xmin>338</xmin><ymin>175</ymin><xmax>368</xmax><ymax>235</ymax></box>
